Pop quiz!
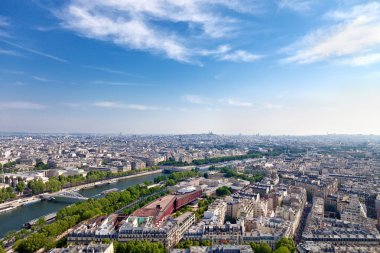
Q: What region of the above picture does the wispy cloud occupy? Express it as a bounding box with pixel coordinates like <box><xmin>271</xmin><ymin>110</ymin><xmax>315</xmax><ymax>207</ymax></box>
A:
<box><xmin>200</xmin><ymin>45</ymin><xmax>262</xmax><ymax>63</ymax></box>
<box><xmin>0</xmin><ymin>101</ymin><xmax>46</xmax><ymax>110</ymax></box>
<box><xmin>182</xmin><ymin>95</ymin><xmax>211</xmax><ymax>105</ymax></box>
<box><xmin>92</xmin><ymin>80</ymin><xmax>149</xmax><ymax>87</ymax></box>
<box><xmin>32</xmin><ymin>76</ymin><xmax>58</xmax><ymax>82</ymax></box>
<box><xmin>277</xmin><ymin>0</ymin><xmax>317</xmax><ymax>12</ymax></box>
<box><xmin>56</xmin><ymin>0</ymin><xmax>262</xmax><ymax>63</ymax></box>
<box><xmin>1</xmin><ymin>40</ymin><xmax>67</xmax><ymax>63</ymax></box>
<box><xmin>34</xmin><ymin>26</ymin><xmax>57</xmax><ymax>32</ymax></box>
<box><xmin>63</xmin><ymin>103</ymin><xmax>81</xmax><ymax>108</ymax></box>
<box><xmin>0</xmin><ymin>48</ymin><xmax>22</xmax><ymax>57</ymax></box>
<box><xmin>0</xmin><ymin>16</ymin><xmax>10</xmax><ymax>37</ymax></box>
<box><xmin>282</xmin><ymin>2</ymin><xmax>380</xmax><ymax>65</ymax></box>
<box><xmin>184</xmin><ymin>95</ymin><xmax>253</xmax><ymax>107</ymax></box>
<box><xmin>340</xmin><ymin>53</ymin><xmax>380</xmax><ymax>66</ymax></box>
<box><xmin>0</xmin><ymin>16</ymin><xmax>9</xmax><ymax>27</ymax></box>
<box><xmin>219</xmin><ymin>50</ymin><xmax>262</xmax><ymax>62</ymax></box>
<box><xmin>91</xmin><ymin>101</ymin><xmax>166</xmax><ymax>111</ymax></box>
<box><xmin>222</xmin><ymin>98</ymin><xmax>253</xmax><ymax>107</ymax></box>
<box><xmin>92</xmin><ymin>101</ymin><xmax>125</xmax><ymax>109</ymax></box>
<box><xmin>127</xmin><ymin>104</ymin><xmax>160</xmax><ymax>111</ymax></box>
<box><xmin>84</xmin><ymin>65</ymin><xmax>144</xmax><ymax>78</ymax></box>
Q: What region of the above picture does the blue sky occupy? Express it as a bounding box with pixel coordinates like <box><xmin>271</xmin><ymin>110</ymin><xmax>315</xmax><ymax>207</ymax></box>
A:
<box><xmin>0</xmin><ymin>0</ymin><xmax>380</xmax><ymax>135</ymax></box>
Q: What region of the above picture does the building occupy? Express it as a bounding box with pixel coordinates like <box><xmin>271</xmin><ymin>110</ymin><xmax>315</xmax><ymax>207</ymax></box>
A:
<box><xmin>341</xmin><ymin>195</ymin><xmax>367</xmax><ymax>224</ymax></box>
<box><xmin>171</xmin><ymin>245</ymin><xmax>253</xmax><ymax>253</ymax></box>
<box><xmin>49</xmin><ymin>242</ymin><xmax>114</xmax><ymax>253</ymax></box>
<box><xmin>119</xmin><ymin>212</ymin><xmax>195</xmax><ymax>249</ymax></box>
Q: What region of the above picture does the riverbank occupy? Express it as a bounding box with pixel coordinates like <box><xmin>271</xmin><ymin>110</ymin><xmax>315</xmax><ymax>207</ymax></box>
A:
<box><xmin>61</xmin><ymin>169</ymin><xmax>163</xmax><ymax>192</ymax></box>
<box><xmin>0</xmin><ymin>169</ymin><xmax>163</xmax><ymax>214</ymax></box>
<box><xmin>0</xmin><ymin>196</ymin><xmax>41</xmax><ymax>215</ymax></box>
<box><xmin>0</xmin><ymin>171</ymin><xmax>164</xmax><ymax>239</ymax></box>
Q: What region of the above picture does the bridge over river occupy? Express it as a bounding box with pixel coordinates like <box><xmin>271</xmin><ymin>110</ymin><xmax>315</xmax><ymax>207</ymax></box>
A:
<box><xmin>41</xmin><ymin>190</ymin><xmax>89</xmax><ymax>203</ymax></box>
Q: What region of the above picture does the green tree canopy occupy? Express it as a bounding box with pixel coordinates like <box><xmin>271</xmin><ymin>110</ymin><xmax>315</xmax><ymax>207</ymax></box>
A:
<box><xmin>250</xmin><ymin>242</ymin><xmax>272</xmax><ymax>253</ymax></box>
<box><xmin>273</xmin><ymin>246</ymin><xmax>291</xmax><ymax>253</ymax></box>
<box><xmin>16</xmin><ymin>181</ymin><xmax>26</xmax><ymax>193</ymax></box>
<box><xmin>275</xmin><ymin>237</ymin><xmax>296</xmax><ymax>253</ymax></box>
<box><xmin>216</xmin><ymin>186</ymin><xmax>232</xmax><ymax>196</ymax></box>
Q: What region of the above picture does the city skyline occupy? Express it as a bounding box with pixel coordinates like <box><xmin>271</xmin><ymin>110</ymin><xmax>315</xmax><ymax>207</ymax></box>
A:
<box><xmin>1</xmin><ymin>0</ymin><xmax>380</xmax><ymax>135</ymax></box>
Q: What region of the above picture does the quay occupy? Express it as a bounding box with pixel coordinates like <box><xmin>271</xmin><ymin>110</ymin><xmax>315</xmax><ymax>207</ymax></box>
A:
<box><xmin>0</xmin><ymin>196</ymin><xmax>41</xmax><ymax>215</ymax></box>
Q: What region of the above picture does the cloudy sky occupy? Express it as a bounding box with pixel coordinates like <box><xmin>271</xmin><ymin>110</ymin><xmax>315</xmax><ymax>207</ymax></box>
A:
<box><xmin>0</xmin><ymin>0</ymin><xmax>380</xmax><ymax>135</ymax></box>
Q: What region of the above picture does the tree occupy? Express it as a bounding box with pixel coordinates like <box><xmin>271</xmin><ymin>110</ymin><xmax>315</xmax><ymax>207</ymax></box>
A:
<box><xmin>275</xmin><ymin>238</ymin><xmax>296</xmax><ymax>253</ymax></box>
<box><xmin>45</xmin><ymin>178</ymin><xmax>61</xmax><ymax>193</ymax></box>
<box><xmin>0</xmin><ymin>244</ymin><xmax>5</xmax><ymax>253</ymax></box>
<box><xmin>203</xmin><ymin>172</ymin><xmax>209</xmax><ymax>179</ymax></box>
<box><xmin>28</xmin><ymin>178</ymin><xmax>45</xmax><ymax>194</ymax></box>
<box><xmin>166</xmin><ymin>179</ymin><xmax>176</xmax><ymax>186</ymax></box>
<box><xmin>201</xmin><ymin>240</ymin><xmax>211</xmax><ymax>246</ymax></box>
<box><xmin>16</xmin><ymin>233</ymin><xmax>49</xmax><ymax>253</ymax></box>
<box><xmin>273</xmin><ymin>246</ymin><xmax>291</xmax><ymax>253</ymax></box>
<box><xmin>16</xmin><ymin>181</ymin><xmax>26</xmax><ymax>194</ymax></box>
<box><xmin>216</xmin><ymin>186</ymin><xmax>232</xmax><ymax>197</ymax></box>
<box><xmin>250</xmin><ymin>242</ymin><xmax>272</xmax><ymax>253</ymax></box>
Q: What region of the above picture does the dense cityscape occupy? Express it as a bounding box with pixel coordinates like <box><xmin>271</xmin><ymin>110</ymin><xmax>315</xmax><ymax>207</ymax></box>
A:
<box><xmin>2</xmin><ymin>0</ymin><xmax>380</xmax><ymax>252</ymax></box>
<box><xmin>0</xmin><ymin>134</ymin><xmax>379</xmax><ymax>252</ymax></box>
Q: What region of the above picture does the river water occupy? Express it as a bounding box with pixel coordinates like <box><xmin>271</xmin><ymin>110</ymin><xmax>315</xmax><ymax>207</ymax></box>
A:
<box><xmin>0</xmin><ymin>172</ymin><xmax>163</xmax><ymax>238</ymax></box>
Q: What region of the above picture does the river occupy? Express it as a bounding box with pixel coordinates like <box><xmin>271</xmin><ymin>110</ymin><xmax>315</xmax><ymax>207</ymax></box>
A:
<box><xmin>0</xmin><ymin>172</ymin><xmax>163</xmax><ymax>238</ymax></box>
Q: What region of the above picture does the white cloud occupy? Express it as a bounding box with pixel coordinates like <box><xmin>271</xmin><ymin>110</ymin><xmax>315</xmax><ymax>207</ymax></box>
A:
<box><xmin>0</xmin><ymin>16</ymin><xmax>8</xmax><ymax>27</ymax></box>
<box><xmin>92</xmin><ymin>101</ymin><xmax>165</xmax><ymax>111</ymax></box>
<box><xmin>84</xmin><ymin>65</ymin><xmax>143</xmax><ymax>78</ymax></box>
<box><xmin>283</xmin><ymin>2</ymin><xmax>380</xmax><ymax>65</ymax></box>
<box><xmin>2</xmin><ymin>40</ymin><xmax>67</xmax><ymax>63</ymax></box>
<box><xmin>92</xmin><ymin>80</ymin><xmax>145</xmax><ymax>87</ymax></box>
<box><xmin>0</xmin><ymin>101</ymin><xmax>46</xmax><ymax>110</ymax></box>
<box><xmin>0</xmin><ymin>48</ymin><xmax>22</xmax><ymax>57</ymax></box>
<box><xmin>340</xmin><ymin>53</ymin><xmax>380</xmax><ymax>66</ymax></box>
<box><xmin>0</xmin><ymin>16</ymin><xmax>9</xmax><ymax>37</ymax></box>
<box><xmin>127</xmin><ymin>104</ymin><xmax>160</xmax><ymax>111</ymax></box>
<box><xmin>200</xmin><ymin>44</ymin><xmax>261</xmax><ymax>62</ymax></box>
<box><xmin>219</xmin><ymin>50</ymin><xmax>262</xmax><ymax>62</ymax></box>
<box><xmin>182</xmin><ymin>95</ymin><xmax>210</xmax><ymax>105</ymax></box>
<box><xmin>277</xmin><ymin>0</ymin><xmax>317</xmax><ymax>12</ymax></box>
<box><xmin>32</xmin><ymin>76</ymin><xmax>58</xmax><ymax>82</ymax></box>
<box><xmin>222</xmin><ymin>98</ymin><xmax>253</xmax><ymax>107</ymax></box>
<box><xmin>92</xmin><ymin>101</ymin><xmax>125</xmax><ymax>109</ymax></box>
<box><xmin>56</xmin><ymin>0</ymin><xmax>261</xmax><ymax>63</ymax></box>
<box><xmin>184</xmin><ymin>95</ymin><xmax>254</xmax><ymax>107</ymax></box>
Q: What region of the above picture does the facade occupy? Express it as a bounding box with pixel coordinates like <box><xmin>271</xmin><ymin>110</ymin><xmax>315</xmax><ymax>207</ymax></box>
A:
<box><xmin>171</xmin><ymin>245</ymin><xmax>253</xmax><ymax>253</ymax></box>
<box><xmin>341</xmin><ymin>196</ymin><xmax>367</xmax><ymax>224</ymax></box>
<box><xmin>49</xmin><ymin>242</ymin><xmax>114</xmax><ymax>253</ymax></box>
<box><xmin>118</xmin><ymin>212</ymin><xmax>195</xmax><ymax>249</ymax></box>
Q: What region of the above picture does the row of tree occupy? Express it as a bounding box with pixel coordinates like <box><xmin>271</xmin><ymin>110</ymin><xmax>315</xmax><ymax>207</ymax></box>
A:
<box><xmin>0</xmin><ymin>187</ymin><xmax>16</xmax><ymax>203</ymax></box>
<box><xmin>113</xmin><ymin>240</ymin><xmax>166</xmax><ymax>253</ymax></box>
<box><xmin>14</xmin><ymin>170</ymin><xmax>198</xmax><ymax>253</ymax></box>
<box><xmin>175</xmin><ymin>239</ymin><xmax>212</xmax><ymax>248</ymax></box>
<box><xmin>15</xmin><ymin>184</ymin><xmax>165</xmax><ymax>253</ymax></box>
<box><xmin>154</xmin><ymin>170</ymin><xmax>198</xmax><ymax>186</ymax></box>
<box><xmin>12</xmin><ymin>166</ymin><xmax>162</xmax><ymax>196</ymax></box>
<box><xmin>218</xmin><ymin>166</ymin><xmax>265</xmax><ymax>183</ymax></box>
<box><xmin>250</xmin><ymin>238</ymin><xmax>296</xmax><ymax>253</ymax></box>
